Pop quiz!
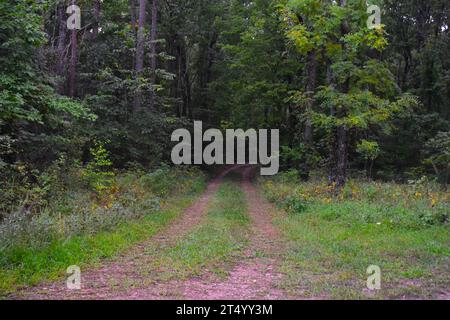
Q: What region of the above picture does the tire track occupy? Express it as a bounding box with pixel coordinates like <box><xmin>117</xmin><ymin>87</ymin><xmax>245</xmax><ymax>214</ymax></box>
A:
<box><xmin>96</xmin><ymin>166</ymin><xmax>287</xmax><ymax>300</ymax></box>
<box><xmin>177</xmin><ymin>166</ymin><xmax>287</xmax><ymax>300</ymax></box>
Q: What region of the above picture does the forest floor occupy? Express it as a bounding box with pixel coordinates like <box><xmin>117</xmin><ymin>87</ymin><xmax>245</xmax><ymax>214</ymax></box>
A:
<box><xmin>9</xmin><ymin>166</ymin><xmax>450</xmax><ymax>300</ymax></box>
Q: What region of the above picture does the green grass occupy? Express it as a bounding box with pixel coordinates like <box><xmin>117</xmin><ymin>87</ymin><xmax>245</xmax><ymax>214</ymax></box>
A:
<box><xmin>275</xmin><ymin>209</ymin><xmax>449</xmax><ymax>299</ymax></box>
<box><xmin>0</xmin><ymin>180</ymin><xmax>206</xmax><ymax>298</ymax></box>
<box><xmin>144</xmin><ymin>180</ymin><xmax>250</xmax><ymax>281</ymax></box>
<box><xmin>261</xmin><ymin>173</ymin><xmax>450</xmax><ymax>299</ymax></box>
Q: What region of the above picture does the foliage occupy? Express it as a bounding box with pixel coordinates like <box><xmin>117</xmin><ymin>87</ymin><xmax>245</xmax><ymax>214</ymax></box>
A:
<box><xmin>262</xmin><ymin>171</ymin><xmax>448</xmax><ymax>298</ymax></box>
<box><xmin>424</xmin><ymin>132</ymin><xmax>450</xmax><ymax>185</ymax></box>
<box><xmin>356</xmin><ymin>140</ymin><xmax>380</xmax><ymax>161</ymax></box>
<box><xmin>211</xmin><ymin>0</ymin><xmax>300</xmax><ymax>129</ymax></box>
<box><xmin>81</xmin><ymin>141</ymin><xmax>115</xmax><ymax>199</ymax></box>
<box><xmin>0</xmin><ymin>166</ymin><xmax>206</xmax><ymax>295</ymax></box>
<box><xmin>2</xmin><ymin>166</ymin><xmax>205</xmax><ymax>247</ymax></box>
<box><xmin>261</xmin><ymin>171</ymin><xmax>449</xmax><ymax>228</ymax></box>
<box><xmin>0</xmin><ymin>194</ymin><xmax>202</xmax><ymax>297</ymax></box>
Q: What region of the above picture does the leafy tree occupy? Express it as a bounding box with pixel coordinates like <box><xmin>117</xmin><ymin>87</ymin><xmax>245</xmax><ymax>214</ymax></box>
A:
<box><xmin>281</xmin><ymin>0</ymin><xmax>418</xmax><ymax>187</ymax></box>
<box><xmin>211</xmin><ymin>0</ymin><xmax>303</xmax><ymax>130</ymax></box>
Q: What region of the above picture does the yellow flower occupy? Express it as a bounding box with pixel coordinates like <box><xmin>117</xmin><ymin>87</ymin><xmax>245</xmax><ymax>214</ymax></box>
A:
<box><xmin>431</xmin><ymin>198</ymin><xmax>437</xmax><ymax>207</ymax></box>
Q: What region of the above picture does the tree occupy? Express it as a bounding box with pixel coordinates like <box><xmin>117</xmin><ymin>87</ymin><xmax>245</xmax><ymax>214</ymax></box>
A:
<box><xmin>378</xmin><ymin>0</ymin><xmax>450</xmax><ymax>178</ymax></box>
<box><xmin>56</xmin><ymin>2</ymin><xmax>67</xmax><ymax>94</ymax></box>
<box><xmin>0</xmin><ymin>0</ymin><xmax>93</xmax><ymax>170</ymax></box>
<box><xmin>281</xmin><ymin>0</ymin><xmax>417</xmax><ymax>187</ymax></box>
<box><xmin>211</xmin><ymin>0</ymin><xmax>300</xmax><ymax>128</ymax></box>
<box><xmin>356</xmin><ymin>139</ymin><xmax>380</xmax><ymax>179</ymax></box>
<box><xmin>130</xmin><ymin>0</ymin><xmax>137</xmax><ymax>33</ymax></box>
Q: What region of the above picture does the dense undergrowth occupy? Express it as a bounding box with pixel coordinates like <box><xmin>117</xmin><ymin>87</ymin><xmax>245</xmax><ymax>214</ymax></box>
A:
<box><xmin>261</xmin><ymin>170</ymin><xmax>449</xmax><ymax>299</ymax></box>
<box><xmin>263</xmin><ymin>170</ymin><xmax>448</xmax><ymax>229</ymax></box>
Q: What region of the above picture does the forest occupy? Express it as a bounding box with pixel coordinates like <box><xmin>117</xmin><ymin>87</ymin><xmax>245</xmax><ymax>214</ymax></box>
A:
<box><xmin>0</xmin><ymin>0</ymin><xmax>449</xmax><ymax>300</ymax></box>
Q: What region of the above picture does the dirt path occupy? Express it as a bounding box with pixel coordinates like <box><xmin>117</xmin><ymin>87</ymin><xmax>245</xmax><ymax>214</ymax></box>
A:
<box><xmin>177</xmin><ymin>166</ymin><xmax>287</xmax><ymax>300</ymax></box>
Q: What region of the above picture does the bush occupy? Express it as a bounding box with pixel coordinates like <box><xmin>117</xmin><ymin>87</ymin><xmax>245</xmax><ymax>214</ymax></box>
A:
<box><xmin>0</xmin><ymin>166</ymin><xmax>206</xmax><ymax>254</ymax></box>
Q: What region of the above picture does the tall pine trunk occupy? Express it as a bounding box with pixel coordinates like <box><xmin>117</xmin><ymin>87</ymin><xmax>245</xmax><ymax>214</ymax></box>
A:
<box><xmin>129</xmin><ymin>0</ymin><xmax>137</xmax><ymax>33</ymax></box>
<box><xmin>149</xmin><ymin>0</ymin><xmax>158</xmax><ymax>110</ymax></box>
<box><xmin>68</xmin><ymin>0</ymin><xmax>78</xmax><ymax>97</ymax></box>
<box><xmin>303</xmin><ymin>50</ymin><xmax>317</xmax><ymax>143</ymax></box>
<box><xmin>129</xmin><ymin>0</ymin><xmax>137</xmax><ymax>75</ymax></box>
<box><xmin>92</xmin><ymin>0</ymin><xmax>100</xmax><ymax>38</ymax></box>
<box><xmin>133</xmin><ymin>0</ymin><xmax>147</xmax><ymax>113</ymax></box>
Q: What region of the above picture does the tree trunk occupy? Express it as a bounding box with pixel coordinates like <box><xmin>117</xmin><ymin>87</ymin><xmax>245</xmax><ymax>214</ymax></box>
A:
<box><xmin>326</xmin><ymin>65</ymin><xmax>337</xmax><ymax>185</ymax></box>
<box><xmin>129</xmin><ymin>0</ymin><xmax>137</xmax><ymax>33</ymax></box>
<box><xmin>149</xmin><ymin>0</ymin><xmax>158</xmax><ymax>110</ymax></box>
<box><xmin>335</xmin><ymin>125</ymin><xmax>348</xmax><ymax>188</ymax></box>
<box><xmin>303</xmin><ymin>50</ymin><xmax>317</xmax><ymax>143</ymax></box>
<box><xmin>133</xmin><ymin>0</ymin><xmax>147</xmax><ymax>113</ymax></box>
<box><xmin>68</xmin><ymin>0</ymin><xmax>78</xmax><ymax>97</ymax></box>
<box><xmin>56</xmin><ymin>3</ymin><xmax>67</xmax><ymax>95</ymax></box>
